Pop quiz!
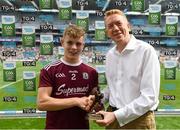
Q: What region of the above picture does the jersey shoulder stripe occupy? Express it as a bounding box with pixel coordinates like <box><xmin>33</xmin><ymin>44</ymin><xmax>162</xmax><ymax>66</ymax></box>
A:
<box><xmin>44</xmin><ymin>60</ymin><xmax>60</xmax><ymax>70</ymax></box>
<box><xmin>44</xmin><ymin>60</ymin><xmax>62</xmax><ymax>71</ymax></box>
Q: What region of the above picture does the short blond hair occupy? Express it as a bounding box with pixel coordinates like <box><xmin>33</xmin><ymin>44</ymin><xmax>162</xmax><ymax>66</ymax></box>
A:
<box><xmin>63</xmin><ymin>24</ymin><xmax>85</xmax><ymax>38</ymax></box>
<box><xmin>104</xmin><ymin>9</ymin><xmax>127</xmax><ymax>20</ymax></box>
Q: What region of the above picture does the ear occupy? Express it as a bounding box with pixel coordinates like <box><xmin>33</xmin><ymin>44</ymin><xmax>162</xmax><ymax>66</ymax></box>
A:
<box><xmin>82</xmin><ymin>42</ymin><xmax>85</xmax><ymax>48</ymax></box>
<box><xmin>105</xmin><ymin>28</ymin><xmax>110</xmax><ymax>38</ymax></box>
<box><xmin>60</xmin><ymin>37</ymin><xmax>64</xmax><ymax>46</ymax></box>
<box><xmin>127</xmin><ymin>23</ymin><xmax>132</xmax><ymax>32</ymax></box>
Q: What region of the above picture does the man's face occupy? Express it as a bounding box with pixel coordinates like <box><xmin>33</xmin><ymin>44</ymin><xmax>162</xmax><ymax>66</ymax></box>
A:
<box><xmin>61</xmin><ymin>35</ymin><xmax>84</xmax><ymax>63</ymax></box>
<box><xmin>105</xmin><ymin>14</ymin><xmax>131</xmax><ymax>43</ymax></box>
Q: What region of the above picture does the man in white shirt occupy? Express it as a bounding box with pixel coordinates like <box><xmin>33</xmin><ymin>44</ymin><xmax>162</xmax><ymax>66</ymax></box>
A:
<box><xmin>96</xmin><ymin>9</ymin><xmax>160</xmax><ymax>129</ymax></box>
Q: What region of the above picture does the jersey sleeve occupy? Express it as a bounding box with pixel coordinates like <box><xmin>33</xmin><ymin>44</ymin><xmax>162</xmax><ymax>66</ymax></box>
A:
<box><xmin>39</xmin><ymin>68</ymin><xmax>54</xmax><ymax>88</ymax></box>
<box><xmin>92</xmin><ymin>69</ymin><xmax>99</xmax><ymax>90</ymax></box>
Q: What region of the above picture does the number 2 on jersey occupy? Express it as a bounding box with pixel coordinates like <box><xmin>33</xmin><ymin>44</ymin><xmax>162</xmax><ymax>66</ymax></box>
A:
<box><xmin>71</xmin><ymin>73</ymin><xmax>76</xmax><ymax>80</ymax></box>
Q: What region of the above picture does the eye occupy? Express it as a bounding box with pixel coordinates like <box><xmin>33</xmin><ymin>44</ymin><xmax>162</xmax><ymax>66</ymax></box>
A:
<box><xmin>76</xmin><ymin>42</ymin><xmax>83</xmax><ymax>47</ymax></box>
<box><xmin>116</xmin><ymin>21</ymin><xmax>122</xmax><ymax>26</ymax></box>
<box><xmin>107</xmin><ymin>24</ymin><xmax>113</xmax><ymax>29</ymax></box>
<box><xmin>67</xmin><ymin>41</ymin><xmax>73</xmax><ymax>46</ymax></box>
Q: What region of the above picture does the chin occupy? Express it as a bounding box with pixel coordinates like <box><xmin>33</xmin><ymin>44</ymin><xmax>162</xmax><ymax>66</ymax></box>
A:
<box><xmin>68</xmin><ymin>56</ymin><xmax>78</xmax><ymax>60</ymax></box>
<box><xmin>112</xmin><ymin>36</ymin><xmax>122</xmax><ymax>41</ymax></box>
<box><xmin>113</xmin><ymin>38</ymin><xmax>122</xmax><ymax>43</ymax></box>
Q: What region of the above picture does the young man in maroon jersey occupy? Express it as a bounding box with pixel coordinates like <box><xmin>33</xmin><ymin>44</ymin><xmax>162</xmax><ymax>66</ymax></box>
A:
<box><xmin>37</xmin><ymin>24</ymin><xmax>98</xmax><ymax>129</ymax></box>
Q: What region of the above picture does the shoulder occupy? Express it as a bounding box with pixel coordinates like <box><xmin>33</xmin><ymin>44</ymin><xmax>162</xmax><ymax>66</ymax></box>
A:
<box><xmin>81</xmin><ymin>63</ymin><xmax>97</xmax><ymax>73</ymax></box>
<box><xmin>106</xmin><ymin>46</ymin><xmax>116</xmax><ymax>57</ymax></box>
<box><xmin>135</xmin><ymin>39</ymin><xmax>159</xmax><ymax>62</ymax></box>
<box><xmin>42</xmin><ymin>60</ymin><xmax>63</xmax><ymax>71</ymax></box>
<box><xmin>135</xmin><ymin>39</ymin><xmax>156</xmax><ymax>52</ymax></box>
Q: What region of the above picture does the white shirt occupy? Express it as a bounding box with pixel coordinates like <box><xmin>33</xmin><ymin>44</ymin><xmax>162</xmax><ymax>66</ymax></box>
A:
<box><xmin>104</xmin><ymin>35</ymin><xmax>160</xmax><ymax>126</ymax></box>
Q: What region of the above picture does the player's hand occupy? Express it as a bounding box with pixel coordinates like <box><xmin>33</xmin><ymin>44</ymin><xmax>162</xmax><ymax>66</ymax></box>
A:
<box><xmin>86</xmin><ymin>95</ymin><xmax>95</xmax><ymax>111</ymax></box>
<box><xmin>75</xmin><ymin>96</ymin><xmax>95</xmax><ymax>111</ymax></box>
<box><xmin>95</xmin><ymin>111</ymin><xmax>116</xmax><ymax>126</ymax></box>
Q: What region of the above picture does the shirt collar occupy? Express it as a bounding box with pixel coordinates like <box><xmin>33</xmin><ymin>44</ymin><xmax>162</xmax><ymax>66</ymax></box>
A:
<box><xmin>124</xmin><ymin>35</ymin><xmax>136</xmax><ymax>51</ymax></box>
<box><xmin>113</xmin><ymin>35</ymin><xmax>137</xmax><ymax>55</ymax></box>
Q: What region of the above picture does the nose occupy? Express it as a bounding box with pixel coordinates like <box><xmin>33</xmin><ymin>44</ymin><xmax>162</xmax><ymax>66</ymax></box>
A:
<box><xmin>112</xmin><ymin>24</ymin><xmax>119</xmax><ymax>31</ymax></box>
<box><xmin>71</xmin><ymin>43</ymin><xmax>77</xmax><ymax>49</ymax></box>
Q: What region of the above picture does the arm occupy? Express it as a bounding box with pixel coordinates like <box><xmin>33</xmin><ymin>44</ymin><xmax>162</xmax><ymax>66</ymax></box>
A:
<box><xmin>37</xmin><ymin>87</ymin><xmax>94</xmax><ymax>111</ymax></box>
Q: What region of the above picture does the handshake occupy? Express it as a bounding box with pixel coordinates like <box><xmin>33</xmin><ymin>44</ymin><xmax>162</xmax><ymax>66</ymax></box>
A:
<box><xmin>77</xmin><ymin>87</ymin><xmax>104</xmax><ymax>120</ymax></box>
<box><xmin>78</xmin><ymin>87</ymin><xmax>104</xmax><ymax>112</ymax></box>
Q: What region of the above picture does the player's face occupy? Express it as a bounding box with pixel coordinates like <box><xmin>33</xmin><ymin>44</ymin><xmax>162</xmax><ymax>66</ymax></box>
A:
<box><xmin>105</xmin><ymin>14</ymin><xmax>131</xmax><ymax>44</ymax></box>
<box><xmin>61</xmin><ymin>35</ymin><xmax>84</xmax><ymax>63</ymax></box>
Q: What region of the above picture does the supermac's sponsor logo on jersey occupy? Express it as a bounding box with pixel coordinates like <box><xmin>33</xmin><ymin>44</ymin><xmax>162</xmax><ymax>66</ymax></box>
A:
<box><xmin>56</xmin><ymin>84</ymin><xmax>89</xmax><ymax>96</ymax></box>
<box><xmin>83</xmin><ymin>72</ymin><xmax>89</xmax><ymax>79</ymax></box>
<box><xmin>55</xmin><ymin>73</ymin><xmax>66</xmax><ymax>78</ymax></box>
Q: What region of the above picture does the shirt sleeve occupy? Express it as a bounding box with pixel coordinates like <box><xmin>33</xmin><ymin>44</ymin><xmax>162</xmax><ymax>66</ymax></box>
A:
<box><xmin>89</xmin><ymin>69</ymin><xmax>99</xmax><ymax>93</ymax></box>
<box><xmin>39</xmin><ymin>68</ymin><xmax>54</xmax><ymax>88</ymax></box>
<box><xmin>114</xmin><ymin>47</ymin><xmax>160</xmax><ymax>126</ymax></box>
<box><xmin>102</xmin><ymin>52</ymin><xmax>111</xmax><ymax>103</ymax></box>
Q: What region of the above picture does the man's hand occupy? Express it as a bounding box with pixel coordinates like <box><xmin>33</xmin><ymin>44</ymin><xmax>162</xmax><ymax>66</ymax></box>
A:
<box><xmin>95</xmin><ymin>111</ymin><xmax>116</xmax><ymax>126</ymax></box>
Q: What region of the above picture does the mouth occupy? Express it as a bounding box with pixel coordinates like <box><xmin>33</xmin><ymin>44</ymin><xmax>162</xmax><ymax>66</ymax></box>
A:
<box><xmin>113</xmin><ymin>33</ymin><xmax>122</xmax><ymax>38</ymax></box>
<box><xmin>113</xmin><ymin>32</ymin><xmax>122</xmax><ymax>37</ymax></box>
<box><xmin>69</xmin><ymin>51</ymin><xmax>79</xmax><ymax>55</ymax></box>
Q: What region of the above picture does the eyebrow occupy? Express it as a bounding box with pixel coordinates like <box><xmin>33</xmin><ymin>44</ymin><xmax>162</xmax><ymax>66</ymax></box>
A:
<box><xmin>107</xmin><ymin>21</ymin><xmax>122</xmax><ymax>27</ymax></box>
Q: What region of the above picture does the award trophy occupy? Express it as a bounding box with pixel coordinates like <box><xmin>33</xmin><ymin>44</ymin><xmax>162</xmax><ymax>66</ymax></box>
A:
<box><xmin>88</xmin><ymin>87</ymin><xmax>104</xmax><ymax>120</ymax></box>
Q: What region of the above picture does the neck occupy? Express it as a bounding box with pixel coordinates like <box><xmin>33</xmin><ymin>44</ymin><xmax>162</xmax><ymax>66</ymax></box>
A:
<box><xmin>63</xmin><ymin>57</ymin><xmax>80</xmax><ymax>64</ymax></box>
<box><xmin>116</xmin><ymin>42</ymin><xmax>127</xmax><ymax>53</ymax></box>
<box><xmin>116</xmin><ymin>35</ymin><xmax>131</xmax><ymax>53</ymax></box>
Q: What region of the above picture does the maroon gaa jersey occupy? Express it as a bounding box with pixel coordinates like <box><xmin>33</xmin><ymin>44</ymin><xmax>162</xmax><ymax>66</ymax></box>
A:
<box><xmin>39</xmin><ymin>58</ymin><xmax>98</xmax><ymax>129</ymax></box>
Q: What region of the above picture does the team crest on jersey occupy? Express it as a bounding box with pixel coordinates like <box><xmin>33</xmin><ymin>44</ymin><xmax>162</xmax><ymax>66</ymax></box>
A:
<box><xmin>83</xmin><ymin>72</ymin><xmax>89</xmax><ymax>79</ymax></box>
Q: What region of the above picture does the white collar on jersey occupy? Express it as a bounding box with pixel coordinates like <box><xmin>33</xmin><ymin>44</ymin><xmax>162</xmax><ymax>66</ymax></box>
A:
<box><xmin>60</xmin><ymin>57</ymin><xmax>82</xmax><ymax>66</ymax></box>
